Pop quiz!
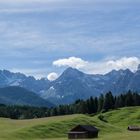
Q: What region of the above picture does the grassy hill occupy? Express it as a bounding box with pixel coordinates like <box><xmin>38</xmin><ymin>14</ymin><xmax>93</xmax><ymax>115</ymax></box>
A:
<box><xmin>0</xmin><ymin>107</ymin><xmax>139</xmax><ymax>140</ymax></box>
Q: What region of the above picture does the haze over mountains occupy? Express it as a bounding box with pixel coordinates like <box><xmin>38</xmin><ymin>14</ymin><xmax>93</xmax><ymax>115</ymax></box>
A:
<box><xmin>0</xmin><ymin>65</ymin><xmax>140</xmax><ymax>105</ymax></box>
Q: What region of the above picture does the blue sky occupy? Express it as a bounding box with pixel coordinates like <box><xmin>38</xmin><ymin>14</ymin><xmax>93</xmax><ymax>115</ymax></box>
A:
<box><xmin>0</xmin><ymin>0</ymin><xmax>140</xmax><ymax>80</ymax></box>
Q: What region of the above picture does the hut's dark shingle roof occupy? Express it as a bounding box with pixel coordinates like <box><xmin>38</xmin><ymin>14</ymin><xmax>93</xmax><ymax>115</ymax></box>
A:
<box><xmin>70</xmin><ymin>125</ymin><xmax>99</xmax><ymax>132</ymax></box>
<box><xmin>68</xmin><ymin>125</ymin><xmax>99</xmax><ymax>139</ymax></box>
<box><xmin>79</xmin><ymin>125</ymin><xmax>99</xmax><ymax>132</ymax></box>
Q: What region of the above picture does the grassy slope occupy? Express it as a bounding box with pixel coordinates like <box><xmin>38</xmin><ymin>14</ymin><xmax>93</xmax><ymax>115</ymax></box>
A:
<box><xmin>0</xmin><ymin>107</ymin><xmax>139</xmax><ymax>140</ymax></box>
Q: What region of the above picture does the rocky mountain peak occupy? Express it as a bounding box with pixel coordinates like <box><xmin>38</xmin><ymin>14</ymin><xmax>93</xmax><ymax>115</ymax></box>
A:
<box><xmin>61</xmin><ymin>67</ymin><xmax>84</xmax><ymax>78</ymax></box>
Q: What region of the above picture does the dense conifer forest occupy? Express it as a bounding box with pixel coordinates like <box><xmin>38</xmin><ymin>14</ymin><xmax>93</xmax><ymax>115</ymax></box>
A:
<box><xmin>0</xmin><ymin>90</ymin><xmax>139</xmax><ymax>119</ymax></box>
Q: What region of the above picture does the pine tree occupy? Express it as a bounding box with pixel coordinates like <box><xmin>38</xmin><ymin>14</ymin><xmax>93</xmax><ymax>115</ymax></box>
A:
<box><xmin>103</xmin><ymin>91</ymin><xmax>114</xmax><ymax>111</ymax></box>
<box><xmin>94</xmin><ymin>97</ymin><xmax>98</xmax><ymax>113</ymax></box>
<box><xmin>125</xmin><ymin>90</ymin><xmax>134</xmax><ymax>106</ymax></box>
<box><xmin>89</xmin><ymin>97</ymin><xmax>96</xmax><ymax>113</ymax></box>
<box><xmin>133</xmin><ymin>92</ymin><xmax>140</xmax><ymax>106</ymax></box>
<box><xmin>98</xmin><ymin>94</ymin><xmax>104</xmax><ymax>112</ymax></box>
<box><xmin>115</xmin><ymin>95</ymin><xmax>124</xmax><ymax>108</ymax></box>
<box><xmin>78</xmin><ymin>101</ymin><xmax>88</xmax><ymax>114</ymax></box>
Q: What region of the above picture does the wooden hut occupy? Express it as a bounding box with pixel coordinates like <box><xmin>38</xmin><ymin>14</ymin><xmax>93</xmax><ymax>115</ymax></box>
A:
<box><xmin>68</xmin><ymin>125</ymin><xmax>99</xmax><ymax>139</ymax></box>
<box><xmin>128</xmin><ymin>126</ymin><xmax>140</xmax><ymax>131</ymax></box>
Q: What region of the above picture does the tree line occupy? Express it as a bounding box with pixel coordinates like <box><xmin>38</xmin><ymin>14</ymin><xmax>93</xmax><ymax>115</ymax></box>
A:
<box><xmin>49</xmin><ymin>90</ymin><xmax>140</xmax><ymax>116</ymax></box>
<box><xmin>0</xmin><ymin>105</ymin><xmax>48</xmax><ymax>119</ymax></box>
<box><xmin>0</xmin><ymin>90</ymin><xmax>139</xmax><ymax>119</ymax></box>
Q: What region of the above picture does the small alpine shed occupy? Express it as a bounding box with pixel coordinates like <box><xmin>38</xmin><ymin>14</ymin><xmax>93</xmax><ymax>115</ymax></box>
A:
<box><xmin>68</xmin><ymin>125</ymin><xmax>99</xmax><ymax>139</ymax></box>
<box><xmin>128</xmin><ymin>126</ymin><xmax>140</xmax><ymax>131</ymax></box>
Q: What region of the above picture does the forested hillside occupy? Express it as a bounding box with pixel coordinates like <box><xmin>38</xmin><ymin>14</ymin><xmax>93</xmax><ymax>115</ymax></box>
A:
<box><xmin>0</xmin><ymin>91</ymin><xmax>139</xmax><ymax>119</ymax></box>
<box><xmin>0</xmin><ymin>86</ymin><xmax>53</xmax><ymax>107</ymax></box>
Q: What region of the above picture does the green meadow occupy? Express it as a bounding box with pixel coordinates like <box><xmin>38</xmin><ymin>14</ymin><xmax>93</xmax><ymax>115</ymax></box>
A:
<box><xmin>0</xmin><ymin>107</ymin><xmax>139</xmax><ymax>140</ymax></box>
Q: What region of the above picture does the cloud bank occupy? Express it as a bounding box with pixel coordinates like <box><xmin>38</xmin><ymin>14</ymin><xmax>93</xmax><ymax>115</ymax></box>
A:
<box><xmin>0</xmin><ymin>0</ymin><xmax>139</xmax><ymax>79</ymax></box>
<box><xmin>53</xmin><ymin>57</ymin><xmax>140</xmax><ymax>74</ymax></box>
<box><xmin>53</xmin><ymin>57</ymin><xmax>89</xmax><ymax>69</ymax></box>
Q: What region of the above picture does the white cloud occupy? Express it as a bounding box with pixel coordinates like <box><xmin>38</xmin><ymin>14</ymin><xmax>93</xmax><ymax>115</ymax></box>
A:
<box><xmin>47</xmin><ymin>72</ymin><xmax>59</xmax><ymax>81</ymax></box>
<box><xmin>53</xmin><ymin>57</ymin><xmax>89</xmax><ymax>69</ymax></box>
<box><xmin>53</xmin><ymin>57</ymin><xmax>140</xmax><ymax>74</ymax></box>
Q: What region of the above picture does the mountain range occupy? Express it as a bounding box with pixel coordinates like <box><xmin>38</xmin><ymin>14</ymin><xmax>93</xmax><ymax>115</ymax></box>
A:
<box><xmin>41</xmin><ymin>66</ymin><xmax>140</xmax><ymax>104</ymax></box>
<box><xmin>0</xmin><ymin>65</ymin><xmax>140</xmax><ymax>105</ymax></box>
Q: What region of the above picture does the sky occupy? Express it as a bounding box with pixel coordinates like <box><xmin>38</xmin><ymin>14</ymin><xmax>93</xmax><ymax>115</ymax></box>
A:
<box><xmin>0</xmin><ymin>0</ymin><xmax>140</xmax><ymax>80</ymax></box>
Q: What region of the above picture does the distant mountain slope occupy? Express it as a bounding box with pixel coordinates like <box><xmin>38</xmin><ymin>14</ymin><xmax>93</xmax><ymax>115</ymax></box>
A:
<box><xmin>0</xmin><ymin>65</ymin><xmax>140</xmax><ymax>105</ymax></box>
<box><xmin>41</xmin><ymin>67</ymin><xmax>137</xmax><ymax>104</ymax></box>
<box><xmin>0</xmin><ymin>86</ymin><xmax>53</xmax><ymax>107</ymax></box>
<box><xmin>0</xmin><ymin>70</ymin><xmax>50</xmax><ymax>94</ymax></box>
<box><xmin>41</xmin><ymin>67</ymin><xmax>105</xmax><ymax>104</ymax></box>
